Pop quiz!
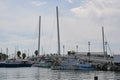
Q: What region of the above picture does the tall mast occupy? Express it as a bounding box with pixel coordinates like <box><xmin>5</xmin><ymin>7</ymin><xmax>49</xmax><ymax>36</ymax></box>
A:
<box><xmin>102</xmin><ymin>27</ymin><xmax>106</xmax><ymax>59</ymax></box>
<box><xmin>38</xmin><ymin>16</ymin><xmax>41</xmax><ymax>56</ymax></box>
<box><xmin>56</xmin><ymin>6</ymin><xmax>61</xmax><ymax>55</ymax></box>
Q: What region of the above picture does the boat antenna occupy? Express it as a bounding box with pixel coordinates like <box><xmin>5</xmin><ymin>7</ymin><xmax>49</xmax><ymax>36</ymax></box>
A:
<box><xmin>56</xmin><ymin>6</ymin><xmax>61</xmax><ymax>55</ymax></box>
<box><xmin>38</xmin><ymin>16</ymin><xmax>41</xmax><ymax>56</ymax></box>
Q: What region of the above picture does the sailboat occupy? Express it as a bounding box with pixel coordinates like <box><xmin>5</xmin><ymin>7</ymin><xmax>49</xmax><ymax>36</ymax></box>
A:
<box><xmin>51</xmin><ymin>55</ymin><xmax>95</xmax><ymax>70</ymax></box>
<box><xmin>0</xmin><ymin>59</ymin><xmax>32</xmax><ymax>68</ymax></box>
<box><xmin>51</xmin><ymin>6</ymin><xmax>96</xmax><ymax>70</ymax></box>
<box><xmin>32</xmin><ymin>16</ymin><xmax>53</xmax><ymax>68</ymax></box>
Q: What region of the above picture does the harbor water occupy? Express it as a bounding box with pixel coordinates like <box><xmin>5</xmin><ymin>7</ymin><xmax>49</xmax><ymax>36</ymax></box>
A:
<box><xmin>0</xmin><ymin>67</ymin><xmax>120</xmax><ymax>80</ymax></box>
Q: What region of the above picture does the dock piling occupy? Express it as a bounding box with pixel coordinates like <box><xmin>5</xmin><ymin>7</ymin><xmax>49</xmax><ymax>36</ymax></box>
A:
<box><xmin>94</xmin><ymin>76</ymin><xmax>98</xmax><ymax>80</ymax></box>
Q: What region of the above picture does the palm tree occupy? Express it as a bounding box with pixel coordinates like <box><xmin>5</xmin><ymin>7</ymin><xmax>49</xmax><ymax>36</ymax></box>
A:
<box><xmin>34</xmin><ymin>50</ymin><xmax>38</xmax><ymax>56</ymax></box>
<box><xmin>17</xmin><ymin>51</ymin><xmax>21</xmax><ymax>59</ymax></box>
<box><xmin>68</xmin><ymin>51</ymin><xmax>75</xmax><ymax>55</ymax></box>
<box><xmin>22</xmin><ymin>53</ymin><xmax>26</xmax><ymax>59</ymax></box>
<box><xmin>0</xmin><ymin>52</ymin><xmax>8</xmax><ymax>60</ymax></box>
<box><xmin>71</xmin><ymin>51</ymin><xmax>75</xmax><ymax>55</ymax></box>
<box><xmin>68</xmin><ymin>51</ymin><xmax>71</xmax><ymax>55</ymax></box>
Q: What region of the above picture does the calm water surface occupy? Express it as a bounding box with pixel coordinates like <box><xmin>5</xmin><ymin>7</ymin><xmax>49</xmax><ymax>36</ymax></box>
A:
<box><xmin>0</xmin><ymin>67</ymin><xmax>120</xmax><ymax>80</ymax></box>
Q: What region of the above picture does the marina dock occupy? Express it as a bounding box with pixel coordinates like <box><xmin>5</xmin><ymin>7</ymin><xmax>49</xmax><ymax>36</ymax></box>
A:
<box><xmin>28</xmin><ymin>51</ymin><xmax>120</xmax><ymax>71</ymax></box>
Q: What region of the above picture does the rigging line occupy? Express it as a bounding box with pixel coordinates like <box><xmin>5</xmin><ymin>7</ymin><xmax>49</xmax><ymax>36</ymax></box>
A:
<box><xmin>107</xmin><ymin>43</ymin><xmax>113</xmax><ymax>56</ymax></box>
<box><xmin>104</xmin><ymin>34</ymin><xmax>113</xmax><ymax>56</ymax></box>
<box><xmin>32</xmin><ymin>21</ymin><xmax>39</xmax><ymax>53</ymax></box>
<box><xmin>41</xmin><ymin>32</ymin><xmax>45</xmax><ymax>54</ymax></box>
<box><xmin>47</xmin><ymin>15</ymin><xmax>56</xmax><ymax>54</ymax></box>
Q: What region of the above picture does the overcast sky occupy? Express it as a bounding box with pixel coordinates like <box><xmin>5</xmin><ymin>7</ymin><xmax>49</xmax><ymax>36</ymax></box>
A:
<box><xmin>0</xmin><ymin>0</ymin><xmax>120</xmax><ymax>56</ymax></box>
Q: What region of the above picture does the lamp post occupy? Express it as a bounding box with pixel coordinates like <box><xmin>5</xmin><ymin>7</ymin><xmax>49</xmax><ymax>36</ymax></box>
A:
<box><xmin>87</xmin><ymin>41</ymin><xmax>91</xmax><ymax>62</ymax></box>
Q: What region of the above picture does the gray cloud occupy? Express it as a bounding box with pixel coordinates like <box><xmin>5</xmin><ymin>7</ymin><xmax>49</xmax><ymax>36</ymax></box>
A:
<box><xmin>70</xmin><ymin>0</ymin><xmax>120</xmax><ymax>54</ymax></box>
<box><xmin>31</xmin><ymin>1</ymin><xmax>47</xmax><ymax>6</ymax></box>
<box><xmin>0</xmin><ymin>0</ymin><xmax>120</xmax><ymax>55</ymax></box>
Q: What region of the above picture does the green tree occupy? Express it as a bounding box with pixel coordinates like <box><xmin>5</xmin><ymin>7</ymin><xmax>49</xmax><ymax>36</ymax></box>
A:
<box><xmin>71</xmin><ymin>51</ymin><xmax>75</xmax><ymax>55</ymax></box>
<box><xmin>67</xmin><ymin>51</ymin><xmax>75</xmax><ymax>55</ymax></box>
<box><xmin>22</xmin><ymin>53</ymin><xmax>26</xmax><ymax>59</ymax></box>
<box><xmin>34</xmin><ymin>50</ymin><xmax>38</xmax><ymax>56</ymax></box>
<box><xmin>0</xmin><ymin>52</ymin><xmax>8</xmax><ymax>60</ymax></box>
<box><xmin>2</xmin><ymin>54</ymin><xmax>8</xmax><ymax>60</ymax></box>
<box><xmin>68</xmin><ymin>51</ymin><xmax>71</xmax><ymax>55</ymax></box>
<box><xmin>17</xmin><ymin>51</ymin><xmax>21</xmax><ymax>58</ymax></box>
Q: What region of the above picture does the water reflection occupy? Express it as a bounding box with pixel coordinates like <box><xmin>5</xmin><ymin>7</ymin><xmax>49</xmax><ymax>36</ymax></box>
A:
<box><xmin>34</xmin><ymin>68</ymin><xmax>40</xmax><ymax>80</ymax></box>
<box><xmin>114</xmin><ymin>72</ymin><xmax>120</xmax><ymax>80</ymax></box>
<box><xmin>51</xmin><ymin>70</ymin><xmax>61</xmax><ymax>80</ymax></box>
<box><xmin>99</xmin><ymin>71</ymin><xmax>114</xmax><ymax>80</ymax></box>
<box><xmin>0</xmin><ymin>68</ymin><xmax>119</xmax><ymax>80</ymax></box>
<box><xmin>48</xmin><ymin>70</ymin><xmax>94</xmax><ymax>80</ymax></box>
